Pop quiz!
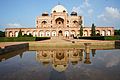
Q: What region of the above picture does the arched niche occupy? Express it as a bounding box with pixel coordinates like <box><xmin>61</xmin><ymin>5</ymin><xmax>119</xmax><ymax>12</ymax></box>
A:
<box><xmin>64</xmin><ymin>31</ymin><xmax>69</xmax><ymax>37</ymax></box>
<box><xmin>45</xmin><ymin>31</ymin><xmax>50</xmax><ymax>37</ymax></box>
<box><xmin>9</xmin><ymin>31</ymin><xmax>13</xmax><ymax>37</ymax></box>
<box><xmin>52</xmin><ymin>31</ymin><xmax>57</xmax><ymax>36</ymax></box>
<box><xmin>84</xmin><ymin>30</ymin><xmax>88</xmax><ymax>36</ymax></box>
<box><xmin>102</xmin><ymin>30</ymin><xmax>106</xmax><ymax>36</ymax></box>
<box><xmin>107</xmin><ymin>30</ymin><xmax>111</xmax><ymax>36</ymax></box>
<box><xmin>41</xmin><ymin>21</ymin><xmax>47</xmax><ymax>27</ymax></box>
<box><xmin>55</xmin><ymin>17</ymin><xmax>64</xmax><ymax>28</ymax></box>
<box><xmin>39</xmin><ymin>31</ymin><xmax>44</xmax><ymax>37</ymax></box>
<box><xmin>15</xmin><ymin>31</ymin><xmax>18</xmax><ymax>37</ymax></box>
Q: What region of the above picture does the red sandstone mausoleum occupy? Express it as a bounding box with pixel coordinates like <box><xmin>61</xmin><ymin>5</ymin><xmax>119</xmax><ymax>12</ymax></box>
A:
<box><xmin>5</xmin><ymin>4</ymin><xmax>114</xmax><ymax>37</ymax></box>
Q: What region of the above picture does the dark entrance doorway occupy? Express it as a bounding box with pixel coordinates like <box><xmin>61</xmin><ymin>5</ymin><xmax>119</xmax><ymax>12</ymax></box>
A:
<box><xmin>58</xmin><ymin>30</ymin><xmax>63</xmax><ymax>36</ymax></box>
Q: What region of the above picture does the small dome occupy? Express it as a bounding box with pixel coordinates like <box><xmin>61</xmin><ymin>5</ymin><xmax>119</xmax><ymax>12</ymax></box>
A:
<box><xmin>71</xmin><ymin>11</ymin><xmax>77</xmax><ymax>16</ymax></box>
<box><xmin>51</xmin><ymin>4</ymin><xmax>68</xmax><ymax>13</ymax></box>
<box><xmin>43</xmin><ymin>12</ymin><xmax>48</xmax><ymax>14</ymax></box>
<box><xmin>42</xmin><ymin>12</ymin><xmax>49</xmax><ymax>16</ymax></box>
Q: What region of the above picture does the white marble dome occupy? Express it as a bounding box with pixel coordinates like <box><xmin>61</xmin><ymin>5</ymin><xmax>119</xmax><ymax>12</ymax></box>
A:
<box><xmin>51</xmin><ymin>4</ymin><xmax>68</xmax><ymax>13</ymax></box>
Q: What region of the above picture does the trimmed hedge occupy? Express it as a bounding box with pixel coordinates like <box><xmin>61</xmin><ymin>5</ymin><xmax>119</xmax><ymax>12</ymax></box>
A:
<box><xmin>105</xmin><ymin>36</ymin><xmax>120</xmax><ymax>40</ymax></box>
<box><xmin>0</xmin><ymin>37</ymin><xmax>50</xmax><ymax>42</ymax></box>
<box><xmin>74</xmin><ymin>36</ymin><xmax>120</xmax><ymax>40</ymax></box>
<box><xmin>35</xmin><ymin>37</ymin><xmax>50</xmax><ymax>41</ymax></box>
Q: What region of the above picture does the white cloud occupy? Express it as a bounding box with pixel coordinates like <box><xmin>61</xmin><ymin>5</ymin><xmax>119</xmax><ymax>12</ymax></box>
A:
<box><xmin>88</xmin><ymin>9</ymin><xmax>93</xmax><ymax>18</ymax></box>
<box><xmin>106</xmin><ymin>55</ymin><xmax>120</xmax><ymax>68</ymax></box>
<box><xmin>3</xmin><ymin>23</ymin><xmax>26</xmax><ymax>28</ymax></box>
<box><xmin>83</xmin><ymin>0</ymin><xmax>90</xmax><ymax>7</ymax></box>
<box><xmin>0</xmin><ymin>23</ymin><xmax>34</xmax><ymax>29</ymax></box>
<box><xmin>71</xmin><ymin>0</ymin><xmax>94</xmax><ymax>26</ymax></box>
<box><xmin>97</xmin><ymin>7</ymin><xmax>120</xmax><ymax>28</ymax></box>
<box><xmin>105</xmin><ymin>7</ymin><xmax>120</xmax><ymax>19</ymax></box>
<box><xmin>6</xmin><ymin>23</ymin><xmax>22</xmax><ymax>27</ymax></box>
<box><xmin>97</xmin><ymin>14</ymin><xmax>108</xmax><ymax>22</ymax></box>
<box><xmin>97</xmin><ymin>14</ymin><xmax>104</xmax><ymax>18</ymax></box>
<box><xmin>88</xmin><ymin>9</ymin><xmax>93</xmax><ymax>14</ymax></box>
<box><xmin>72</xmin><ymin>6</ymin><xmax>83</xmax><ymax>15</ymax></box>
<box><xmin>72</xmin><ymin>0</ymin><xmax>93</xmax><ymax>15</ymax></box>
<box><xmin>98</xmin><ymin>7</ymin><xmax>120</xmax><ymax>20</ymax></box>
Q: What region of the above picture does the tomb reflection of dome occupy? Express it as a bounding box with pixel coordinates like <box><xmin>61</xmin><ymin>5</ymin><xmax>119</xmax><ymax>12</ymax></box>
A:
<box><xmin>52</xmin><ymin>64</ymin><xmax>68</xmax><ymax>72</ymax></box>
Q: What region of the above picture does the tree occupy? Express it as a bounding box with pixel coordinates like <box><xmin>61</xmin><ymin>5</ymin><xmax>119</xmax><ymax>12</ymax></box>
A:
<box><xmin>28</xmin><ymin>33</ymin><xmax>33</xmax><ymax>37</ymax></box>
<box><xmin>18</xmin><ymin>29</ymin><xmax>22</xmax><ymax>37</ymax></box>
<box><xmin>80</xmin><ymin>25</ymin><xmax>83</xmax><ymax>37</ymax></box>
<box><xmin>114</xmin><ymin>29</ymin><xmax>120</xmax><ymax>35</ymax></box>
<box><xmin>0</xmin><ymin>31</ymin><xmax>5</xmax><ymax>37</ymax></box>
<box><xmin>91</xmin><ymin>23</ymin><xmax>96</xmax><ymax>36</ymax></box>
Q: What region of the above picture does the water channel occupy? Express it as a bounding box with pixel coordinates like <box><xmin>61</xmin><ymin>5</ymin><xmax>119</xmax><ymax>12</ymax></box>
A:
<box><xmin>0</xmin><ymin>47</ymin><xmax>120</xmax><ymax>80</ymax></box>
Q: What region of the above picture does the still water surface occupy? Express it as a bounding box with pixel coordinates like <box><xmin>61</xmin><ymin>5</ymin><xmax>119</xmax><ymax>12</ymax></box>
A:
<box><xmin>0</xmin><ymin>48</ymin><xmax>120</xmax><ymax>80</ymax></box>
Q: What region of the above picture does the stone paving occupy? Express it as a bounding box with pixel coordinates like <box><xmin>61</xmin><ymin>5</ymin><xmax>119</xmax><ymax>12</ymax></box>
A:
<box><xmin>29</xmin><ymin>37</ymin><xmax>115</xmax><ymax>49</ymax></box>
<box><xmin>0</xmin><ymin>37</ymin><xmax>115</xmax><ymax>49</ymax></box>
<box><xmin>0</xmin><ymin>42</ymin><xmax>28</xmax><ymax>49</ymax></box>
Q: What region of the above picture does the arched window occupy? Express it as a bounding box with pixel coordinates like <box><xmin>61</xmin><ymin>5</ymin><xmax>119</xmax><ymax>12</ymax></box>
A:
<box><xmin>64</xmin><ymin>31</ymin><xmax>69</xmax><ymax>37</ymax></box>
<box><xmin>15</xmin><ymin>31</ymin><xmax>18</xmax><ymax>37</ymax></box>
<box><xmin>22</xmin><ymin>31</ymin><xmax>24</xmax><ymax>36</ymax></box>
<box><xmin>96</xmin><ymin>30</ymin><xmax>100</xmax><ymax>36</ymax></box>
<box><xmin>107</xmin><ymin>30</ymin><xmax>111</xmax><ymax>36</ymax></box>
<box><xmin>37</xmin><ymin>21</ymin><xmax>38</xmax><ymax>24</ymax></box>
<box><xmin>42</xmin><ymin>21</ymin><xmax>47</xmax><ymax>24</ymax></box>
<box><xmin>46</xmin><ymin>31</ymin><xmax>50</xmax><ymax>37</ymax></box>
<box><xmin>71</xmin><ymin>30</ymin><xmax>76</xmax><ymax>37</ymax></box>
<box><xmin>33</xmin><ymin>31</ymin><xmax>36</xmax><ymax>37</ymax></box>
<box><xmin>63</xmin><ymin>10</ymin><xmax>66</xmax><ymax>12</ymax></box>
<box><xmin>73</xmin><ymin>20</ymin><xmax>79</xmax><ymax>27</ymax></box>
<box><xmin>52</xmin><ymin>31</ymin><xmax>56</xmax><ymax>36</ymax></box>
<box><xmin>41</xmin><ymin>21</ymin><xmax>47</xmax><ymax>27</ymax></box>
<box><xmin>39</xmin><ymin>31</ymin><xmax>44</xmax><ymax>37</ymax></box>
<box><xmin>55</xmin><ymin>17</ymin><xmax>64</xmax><ymax>24</ymax></box>
<box><xmin>53</xmin><ymin>10</ymin><xmax>56</xmax><ymax>13</ymax></box>
<box><xmin>84</xmin><ymin>30</ymin><xmax>88</xmax><ymax>36</ymax></box>
<box><xmin>102</xmin><ymin>30</ymin><xmax>106</xmax><ymax>36</ymax></box>
<box><xmin>73</xmin><ymin>20</ymin><xmax>78</xmax><ymax>24</ymax></box>
<box><xmin>9</xmin><ymin>31</ymin><xmax>13</xmax><ymax>37</ymax></box>
<box><xmin>27</xmin><ymin>31</ymin><xmax>30</xmax><ymax>35</ymax></box>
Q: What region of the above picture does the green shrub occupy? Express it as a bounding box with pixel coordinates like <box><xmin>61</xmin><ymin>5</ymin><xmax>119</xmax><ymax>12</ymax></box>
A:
<box><xmin>0</xmin><ymin>37</ymin><xmax>51</xmax><ymax>42</ymax></box>
<box><xmin>0</xmin><ymin>31</ymin><xmax>5</xmax><ymax>37</ymax></box>
<box><xmin>105</xmin><ymin>36</ymin><xmax>120</xmax><ymax>40</ymax></box>
<box><xmin>75</xmin><ymin>36</ymin><xmax>105</xmax><ymax>40</ymax></box>
<box><xmin>35</xmin><ymin>37</ymin><xmax>50</xmax><ymax>41</ymax></box>
<box><xmin>75</xmin><ymin>36</ymin><xmax>120</xmax><ymax>40</ymax></box>
<box><xmin>0</xmin><ymin>37</ymin><xmax>35</xmax><ymax>42</ymax></box>
<box><xmin>22</xmin><ymin>34</ymin><xmax>33</xmax><ymax>37</ymax></box>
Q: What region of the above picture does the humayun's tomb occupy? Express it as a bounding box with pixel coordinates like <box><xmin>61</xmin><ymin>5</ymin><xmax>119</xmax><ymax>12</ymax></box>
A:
<box><xmin>5</xmin><ymin>4</ymin><xmax>114</xmax><ymax>37</ymax></box>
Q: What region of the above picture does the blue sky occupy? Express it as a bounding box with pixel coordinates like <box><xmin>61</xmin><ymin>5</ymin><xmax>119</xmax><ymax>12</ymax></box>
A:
<box><xmin>0</xmin><ymin>0</ymin><xmax>120</xmax><ymax>31</ymax></box>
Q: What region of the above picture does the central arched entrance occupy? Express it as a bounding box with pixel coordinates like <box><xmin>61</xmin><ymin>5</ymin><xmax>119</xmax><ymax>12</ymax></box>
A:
<box><xmin>58</xmin><ymin>30</ymin><xmax>63</xmax><ymax>36</ymax></box>
<box><xmin>55</xmin><ymin>17</ymin><xmax>64</xmax><ymax>28</ymax></box>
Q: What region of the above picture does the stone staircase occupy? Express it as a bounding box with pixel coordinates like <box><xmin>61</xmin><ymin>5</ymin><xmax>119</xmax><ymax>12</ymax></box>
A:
<box><xmin>51</xmin><ymin>36</ymin><xmax>66</xmax><ymax>42</ymax></box>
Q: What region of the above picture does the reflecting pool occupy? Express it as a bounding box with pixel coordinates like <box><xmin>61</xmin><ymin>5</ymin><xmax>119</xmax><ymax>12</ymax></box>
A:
<box><xmin>0</xmin><ymin>48</ymin><xmax>120</xmax><ymax>80</ymax></box>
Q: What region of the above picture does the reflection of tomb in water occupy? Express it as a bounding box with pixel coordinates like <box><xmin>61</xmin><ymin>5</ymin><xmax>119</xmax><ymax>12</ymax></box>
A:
<box><xmin>36</xmin><ymin>49</ymin><xmax>85</xmax><ymax>72</ymax></box>
<box><xmin>84</xmin><ymin>53</ymin><xmax>91</xmax><ymax>64</ymax></box>
<box><xmin>36</xmin><ymin>51</ymin><xmax>52</xmax><ymax>63</ymax></box>
<box><xmin>91</xmin><ymin>49</ymin><xmax>96</xmax><ymax>57</ymax></box>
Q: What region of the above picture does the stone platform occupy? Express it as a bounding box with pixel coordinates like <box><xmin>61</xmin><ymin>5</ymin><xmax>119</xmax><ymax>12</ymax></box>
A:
<box><xmin>29</xmin><ymin>37</ymin><xmax>115</xmax><ymax>50</ymax></box>
<box><xmin>0</xmin><ymin>42</ymin><xmax>29</xmax><ymax>54</ymax></box>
